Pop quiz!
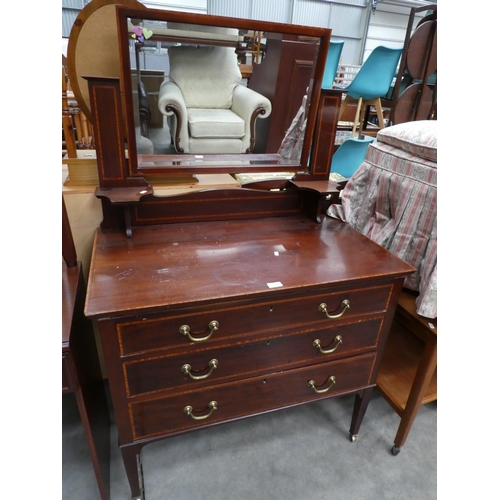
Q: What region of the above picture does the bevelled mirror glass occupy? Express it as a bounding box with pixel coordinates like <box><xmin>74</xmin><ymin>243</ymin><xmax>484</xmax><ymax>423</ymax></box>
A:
<box><xmin>115</xmin><ymin>6</ymin><xmax>331</xmax><ymax>176</ymax></box>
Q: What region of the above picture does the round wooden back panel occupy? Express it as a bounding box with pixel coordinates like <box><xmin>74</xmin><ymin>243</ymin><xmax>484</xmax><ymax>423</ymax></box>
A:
<box><xmin>66</xmin><ymin>0</ymin><xmax>146</xmax><ymax>122</ymax></box>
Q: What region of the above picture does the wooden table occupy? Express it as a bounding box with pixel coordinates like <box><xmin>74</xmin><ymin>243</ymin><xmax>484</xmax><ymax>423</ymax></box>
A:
<box><xmin>376</xmin><ymin>289</ymin><xmax>437</xmax><ymax>454</ymax></box>
<box><xmin>85</xmin><ymin>214</ymin><xmax>414</xmax><ymax>499</ymax></box>
<box><xmin>62</xmin><ymin>261</ymin><xmax>111</xmax><ymax>499</ymax></box>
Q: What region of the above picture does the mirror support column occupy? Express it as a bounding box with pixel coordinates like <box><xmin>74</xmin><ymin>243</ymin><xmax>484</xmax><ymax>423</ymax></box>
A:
<box><xmin>296</xmin><ymin>89</ymin><xmax>343</xmax><ymax>181</ymax></box>
<box><xmin>84</xmin><ymin>76</ymin><xmax>152</xmax><ymax>237</ymax></box>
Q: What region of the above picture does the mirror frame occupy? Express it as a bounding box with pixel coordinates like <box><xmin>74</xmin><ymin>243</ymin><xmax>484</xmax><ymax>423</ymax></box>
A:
<box><xmin>115</xmin><ymin>5</ymin><xmax>331</xmax><ymax>177</ymax></box>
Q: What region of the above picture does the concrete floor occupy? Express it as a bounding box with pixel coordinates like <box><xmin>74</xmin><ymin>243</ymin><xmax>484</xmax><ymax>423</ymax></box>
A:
<box><xmin>62</xmin><ymin>388</ymin><xmax>437</xmax><ymax>500</ymax></box>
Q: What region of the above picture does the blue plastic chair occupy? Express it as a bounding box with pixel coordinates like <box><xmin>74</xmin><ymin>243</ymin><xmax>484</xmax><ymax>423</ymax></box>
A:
<box><xmin>321</xmin><ymin>40</ymin><xmax>344</xmax><ymax>89</ymax></box>
<box><xmin>330</xmin><ymin>137</ymin><xmax>374</xmax><ymax>178</ymax></box>
<box><xmin>338</xmin><ymin>46</ymin><xmax>402</xmax><ymax>137</ymax></box>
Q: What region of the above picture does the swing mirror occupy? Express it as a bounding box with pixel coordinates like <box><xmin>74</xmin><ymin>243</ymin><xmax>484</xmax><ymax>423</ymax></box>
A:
<box><xmin>115</xmin><ymin>5</ymin><xmax>331</xmax><ymax>176</ymax></box>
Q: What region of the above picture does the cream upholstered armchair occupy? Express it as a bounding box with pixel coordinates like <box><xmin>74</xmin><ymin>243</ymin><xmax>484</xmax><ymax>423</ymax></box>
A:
<box><xmin>158</xmin><ymin>45</ymin><xmax>272</xmax><ymax>154</ymax></box>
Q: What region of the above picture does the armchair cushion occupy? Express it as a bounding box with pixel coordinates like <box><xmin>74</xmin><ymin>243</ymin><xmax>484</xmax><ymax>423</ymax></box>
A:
<box><xmin>168</xmin><ymin>46</ymin><xmax>242</xmax><ymax>109</ymax></box>
<box><xmin>188</xmin><ymin>109</ymin><xmax>245</xmax><ymax>138</ymax></box>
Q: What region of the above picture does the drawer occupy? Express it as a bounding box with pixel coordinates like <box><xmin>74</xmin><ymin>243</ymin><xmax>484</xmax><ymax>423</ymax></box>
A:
<box><xmin>129</xmin><ymin>352</ymin><xmax>376</xmax><ymax>440</ymax></box>
<box><xmin>117</xmin><ymin>284</ymin><xmax>392</xmax><ymax>356</ymax></box>
<box><xmin>123</xmin><ymin>317</ymin><xmax>384</xmax><ymax>397</ymax></box>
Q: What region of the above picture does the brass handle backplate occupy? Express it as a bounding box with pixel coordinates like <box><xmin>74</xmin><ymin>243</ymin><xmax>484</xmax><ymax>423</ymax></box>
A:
<box><xmin>183</xmin><ymin>401</ymin><xmax>218</xmax><ymax>421</ymax></box>
<box><xmin>179</xmin><ymin>320</ymin><xmax>219</xmax><ymax>342</ymax></box>
<box><xmin>181</xmin><ymin>359</ymin><xmax>218</xmax><ymax>380</ymax></box>
<box><xmin>313</xmin><ymin>335</ymin><xmax>343</xmax><ymax>354</ymax></box>
<box><xmin>318</xmin><ymin>299</ymin><xmax>350</xmax><ymax>319</ymax></box>
<box><xmin>308</xmin><ymin>376</ymin><xmax>336</xmax><ymax>394</ymax></box>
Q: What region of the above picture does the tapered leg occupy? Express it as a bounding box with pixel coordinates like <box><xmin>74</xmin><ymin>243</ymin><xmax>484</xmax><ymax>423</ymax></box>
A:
<box><xmin>349</xmin><ymin>386</ymin><xmax>375</xmax><ymax>441</ymax></box>
<box><xmin>374</xmin><ymin>99</ymin><xmax>385</xmax><ymax>130</ymax></box>
<box><xmin>121</xmin><ymin>446</ymin><xmax>145</xmax><ymax>500</ymax></box>
<box><xmin>393</xmin><ymin>339</ymin><xmax>437</xmax><ymax>452</ymax></box>
<box><xmin>351</xmin><ymin>97</ymin><xmax>364</xmax><ymax>138</ymax></box>
<box><xmin>338</xmin><ymin>96</ymin><xmax>350</xmax><ymax>123</ymax></box>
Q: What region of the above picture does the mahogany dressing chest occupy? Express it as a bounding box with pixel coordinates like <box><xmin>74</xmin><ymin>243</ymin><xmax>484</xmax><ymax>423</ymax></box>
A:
<box><xmin>81</xmin><ymin>6</ymin><xmax>415</xmax><ymax>498</ymax></box>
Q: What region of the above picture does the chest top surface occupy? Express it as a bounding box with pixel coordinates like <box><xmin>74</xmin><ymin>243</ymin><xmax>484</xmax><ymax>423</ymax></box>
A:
<box><xmin>85</xmin><ymin>215</ymin><xmax>414</xmax><ymax>319</ymax></box>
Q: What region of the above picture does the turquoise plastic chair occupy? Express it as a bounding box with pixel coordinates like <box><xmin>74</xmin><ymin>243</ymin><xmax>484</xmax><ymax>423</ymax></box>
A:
<box><xmin>330</xmin><ymin>137</ymin><xmax>374</xmax><ymax>178</ymax></box>
<box><xmin>338</xmin><ymin>46</ymin><xmax>402</xmax><ymax>137</ymax></box>
<box><xmin>321</xmin><ymin>40</ymin><xmax>344</xmax><ymax>89</ymax></box>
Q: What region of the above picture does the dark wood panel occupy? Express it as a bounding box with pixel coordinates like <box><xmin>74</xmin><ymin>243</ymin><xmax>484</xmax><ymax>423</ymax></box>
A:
<box><xmin>86</xmin><ymin>76</ymin><xmax>150</xmax><ymax>190</ymax></box>
<box><xmin>132</xmin><ymin>188</ymin><xmax>303</xmax><ymax>225</ymax></box>
<box><xmin>62</xmin><ymin>263</ymin><xmax>80</xmax><ymax>347</ymax></box>
<box><xmin>308</xmin><ymin>90</ymin><xmax>343</xmax><ymax>178</ymax></box>
<box><xmin>97</xmin><ymin>185</ymin><xmax>307</xmax><ymax>230</ymax></box>
<box><xmin>249</xmin><ymin>38</ymin><xmax>318</xmax><ymax>153</ymax></box>
<box><xmin>62</xmin><ymin>354</ymin><xmax>74</xmax><ymax>393</ymax></box>
<box><xmin>87</xmin><ymin>79</ymin><xmax>128</xmax><ymax>186</ymax></box>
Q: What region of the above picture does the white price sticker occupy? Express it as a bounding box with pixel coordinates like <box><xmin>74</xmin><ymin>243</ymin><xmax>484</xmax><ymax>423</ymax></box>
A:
<box><xmin>267</xmin><ymin>281</ymin><xmax>283</xmax><ymax>289</ymax></box>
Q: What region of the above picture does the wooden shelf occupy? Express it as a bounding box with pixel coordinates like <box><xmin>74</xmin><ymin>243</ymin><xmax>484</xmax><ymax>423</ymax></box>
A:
<box><xmin>375</xmin><ymin>288</ymin><xmax>437</xmax><ymax>450</ymax></box>
<box><xmin>376</xmin><ymin>319</ymin><xmax>437</xmax><ymax>415</ymax></box>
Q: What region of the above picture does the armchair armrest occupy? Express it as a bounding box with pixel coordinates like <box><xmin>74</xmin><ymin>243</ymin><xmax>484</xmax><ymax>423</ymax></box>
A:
<box><xmin>232</xmin><ymin>85</ymin><xmax>272</xmax><ymax>152</ymax></box>
<box><xmin>158</xmin><ymin>80</ymin><xmax>189</xmax><ymax>153</ymax></box>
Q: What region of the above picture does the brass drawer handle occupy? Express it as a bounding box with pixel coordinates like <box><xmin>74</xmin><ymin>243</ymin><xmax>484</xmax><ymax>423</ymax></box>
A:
<box><xmin>318</xmin><ymin>299</ymin><xmax>350</xmax><ymax>319</ymax></box>
<box><xmin>181</xmin><ymin>359</ymin><xmax>218</xmax><ymax>380</ymax></box>
<box><xmin>183</xmin><ymin>401</ymin><xmax>218</xmax><ymax>421</ymax></box>
<box><xmin>308</xmin><ymin>376</ymin><xmax>336</xmax><ymax>394</ymax></box>
<box><xmin>179</xmin><ymin>320</ymin><xmax>219</xmax><ymax>342</ymax></box>
<box><xmin>313</xmin><ymin>335</ymin><xmax>343</xmax><ymax>354</ymax></box>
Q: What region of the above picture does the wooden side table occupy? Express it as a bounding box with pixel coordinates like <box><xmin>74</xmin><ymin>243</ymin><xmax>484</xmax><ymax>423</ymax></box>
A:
<box><xmin>376</xmin><ymin>289</ymin><xmax>437</xmax><ymax>455</ymax></box>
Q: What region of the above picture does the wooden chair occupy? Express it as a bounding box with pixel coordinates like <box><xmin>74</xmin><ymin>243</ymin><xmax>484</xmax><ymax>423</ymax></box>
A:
<box><xmin>62</xmin><ymin>196</ymin><xmax>111</xmax><ymax>499</ymax></box>
<box><xmin>321</xmin><ymin>40</ymin><xmax>344</xmax><ymax>89</ymax></box>
<box><xmin>329</xmin><ymin>137</ymin><xmax>373</xmax><ymax>178</ymax></box>
<box><xmin>337</xmin><ymin>46</ymin><xmax>402</xmax><ymax>138</ymax></box>
<box><xmin>383</xmin><ymin>5</ymin><xmax>437</xmax><ymax>125</ymax></box>
<box><xmin>62</xmin><ymin>63</ymin><xmax>94</xmax><ymax>157</ymax></box>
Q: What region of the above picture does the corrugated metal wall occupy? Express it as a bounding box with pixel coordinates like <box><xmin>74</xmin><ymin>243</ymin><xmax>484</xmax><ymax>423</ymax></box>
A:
<box><xmin>62</xmin><ymin>0</ymin><xmax>84</xmax><ymax>38</ymax></box>
<box><xmin>63</xmin><ymin>0</ymin><xmax>435</xmax><ymax>64</ymax></box>
<box><xmin>140</xmin><ymin>0</ymin><xmax>207</xmax><ymax>13</ymax></box>
<box><xmin>364</xmin><ymin>1</ymin><xmax>431</xmax><ymax>61</ymax></box>
<box><xmin>62</xmin><ymin>0</ymin><xmax>208</xmax><ymax>38</ymax></box>
<box><xmin>208</xmin><ymin>0</ymin><xmax>370</xmax><ymax>65</ymax></box>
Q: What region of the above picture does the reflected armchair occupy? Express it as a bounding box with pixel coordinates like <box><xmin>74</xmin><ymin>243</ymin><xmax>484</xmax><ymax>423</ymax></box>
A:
<box><xmin>158</xmin><ymin>45</ymin><xmax>272</xmax><ymax>154</ymax></box>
